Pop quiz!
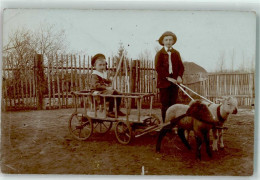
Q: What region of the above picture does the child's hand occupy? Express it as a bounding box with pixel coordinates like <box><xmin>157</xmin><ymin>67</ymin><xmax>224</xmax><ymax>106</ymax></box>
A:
<box><xmin>106</xmin><ymin>86</ymin><xmax>113</xmax><ymax>90</ymax></box>
<box><xmin>177</xmin><ymin>76</ymin><xmax>183</xmax><ymax>84</ymax></box>
<box><xmin>166</xmin><ymin>77</ymin><xmax>177</xmax><ymax>84</ymax></box>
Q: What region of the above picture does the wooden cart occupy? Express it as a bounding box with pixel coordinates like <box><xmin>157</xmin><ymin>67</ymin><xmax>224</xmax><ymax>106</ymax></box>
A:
<box><xmin>68</xmin><ymin>91</ymin><xmax>161</xmax><ymax>144</ymax></box>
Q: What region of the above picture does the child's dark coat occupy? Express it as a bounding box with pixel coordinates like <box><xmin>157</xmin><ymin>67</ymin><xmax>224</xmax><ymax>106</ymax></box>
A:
<box><xmin>155</xmin><ymin>47</ymin><xmax>184</xmax><ymax>88</ymax></box>
<box><xmin>90</xmin><ymin>74</ymin><xmax>114</xmax><ymax>95</ymax></box>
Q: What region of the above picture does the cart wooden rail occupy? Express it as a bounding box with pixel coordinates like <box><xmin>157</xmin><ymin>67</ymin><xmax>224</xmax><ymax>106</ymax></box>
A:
<box><xmin>68</xmin><ymin>91</ymin><xmax>161</xmax><ymax>144</ymax></box>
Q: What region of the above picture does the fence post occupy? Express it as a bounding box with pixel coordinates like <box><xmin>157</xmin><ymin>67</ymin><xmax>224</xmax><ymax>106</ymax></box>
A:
<box><xmin>130</xmin><ymin>60</ymin><xmax>140</xmax><ymax>108</ymax></box>
<box><xmin>36</xmin><ymin>54</ymin><xmax>45</xmax><ymax>110</ymax></box>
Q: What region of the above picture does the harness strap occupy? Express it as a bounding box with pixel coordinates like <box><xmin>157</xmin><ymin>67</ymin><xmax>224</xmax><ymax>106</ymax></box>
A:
<box><xmin>217</xmin><ymin>105</ymin><xmax>226</xmax><ymax>123</ymax></box>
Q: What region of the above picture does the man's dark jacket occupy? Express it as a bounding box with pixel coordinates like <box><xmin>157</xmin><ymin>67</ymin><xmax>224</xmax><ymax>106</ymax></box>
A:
<box><xmin>155</xmin><ymin>48</ymin><xmax>184</xmax><ymax>88</ymax></box>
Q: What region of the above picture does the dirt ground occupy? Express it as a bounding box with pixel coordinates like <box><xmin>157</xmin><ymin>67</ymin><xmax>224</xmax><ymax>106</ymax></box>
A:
<box><xmin>1</xmin><ymin>107</ymin><xmax>255</xmax><ymax>175</ymax></box>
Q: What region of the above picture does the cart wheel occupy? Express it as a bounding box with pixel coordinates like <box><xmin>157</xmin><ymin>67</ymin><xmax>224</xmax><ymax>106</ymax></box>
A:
<box><xmin>68</xmin><ymin>112</ymin><xmax>93</xmax><ymax>141</ymax></box>
<box><xmin>115</xmin><ymin>122</ymin><xmax>132</xmax><ymax>145</ymax></box>
<box><xmin>93</xmin><ymin>120</ymin><xmax>113</xmax><ymax>134</ymax></box>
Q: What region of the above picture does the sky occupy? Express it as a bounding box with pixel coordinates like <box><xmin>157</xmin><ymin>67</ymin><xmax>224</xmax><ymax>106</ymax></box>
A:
<box><xmin>3</xmin><ymin>9</ymin><xmax>256</xmax><ymax>72</ymax></box>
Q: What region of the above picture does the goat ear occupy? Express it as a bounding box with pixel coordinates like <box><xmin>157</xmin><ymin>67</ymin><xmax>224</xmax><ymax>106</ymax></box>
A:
<box><xmin>227</xmin><ymin>96</ymin><xmax>233</xmax><ymax>101</ymax></box>
<box><xmin>220</xmin><ymin>96</ymin><xmax>227</xmax><ymax>103</ymax></box>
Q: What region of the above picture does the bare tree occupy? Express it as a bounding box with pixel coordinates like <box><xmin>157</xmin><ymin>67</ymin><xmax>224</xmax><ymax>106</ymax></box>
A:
<box><xmin>113</xmin><ymin>42</ymin><xmax>129</xmax><ymax>67</ymax></box>
<box><xmin>138</xmin><ymin>49</ymin><xmax>152</xmax><ymax>61</ymax></box>
<box><xmin>250</xmin><ymin>56</ymin><xmax>255</xmax><ymax>72</ymax></box>
<box><xmin>230</xmin><ymin>48</ymin><xmax>235</xmax><ymax>72</ymax></box>
<box><xmin>32</xmin><ymin>23</ymin><xmax>68</xmax><ymax>56</ymax></box>
<box><xmin>238</xmin><ymin>51</ymin><xmax>245</xmax><ymax>72</ymax></box>
<box><xmin>154</xmin><ymin>45</ymin><xmax>160</xmax><ymax>53</ymax></box>
<box><xmin>3</xmin><ymin>23</ymin><xmax>68</xmax><ymax>85</ymax></box>
<box><xmin>3</xmin><ymin>28</ymin><xmax>35</xmax><ymax>68</ymax></box>
<box><xmin>3</xmin><ymin>23</ymin><xmax>68</xmax><ymax>67</ymax></box>
<box><xmin>217</xmin><ymin>51</ymin><xmax>226</xmax><ymax>72</ymax></box>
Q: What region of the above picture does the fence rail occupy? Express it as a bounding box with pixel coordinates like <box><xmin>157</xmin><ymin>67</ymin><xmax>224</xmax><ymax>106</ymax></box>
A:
<box><xmin>1</xmin><ymin>54</ymin><xmax>255</xmax><ymax>111</ymax></box>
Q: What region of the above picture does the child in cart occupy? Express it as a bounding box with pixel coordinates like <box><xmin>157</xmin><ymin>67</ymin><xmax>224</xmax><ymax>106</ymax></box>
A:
<box><xmin>90</xmin><ymin>53</ymin><xmax>126</xmax><ymax>118</ymax></box>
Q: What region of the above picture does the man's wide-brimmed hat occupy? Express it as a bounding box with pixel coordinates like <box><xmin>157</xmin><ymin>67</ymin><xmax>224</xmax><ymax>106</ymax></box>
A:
<box><xmin>158</xmin><ymin>31</ymin><xmax>177</xmax><ymax>46</ymax></box>
<box><xmin>91</xmin><ymin>53</ymin><xmax>106</xmax><ymax>66</ymax></box>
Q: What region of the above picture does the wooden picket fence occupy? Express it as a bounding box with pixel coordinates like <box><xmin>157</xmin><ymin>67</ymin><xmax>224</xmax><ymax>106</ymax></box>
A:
<box><xmin>180</xmin><ymin>72</ymin><xmax>255</xmax><ymax>106</ymax></box>
<box><xmin>206</xmin><ymin>73</ymin><xmax>255</xmax><ymax>106</ymax></box>
<box><xmin>1</xmin><ymin>54</ymin><xmax>255</xmax><ymax>111</ymax></box>
<box><xmin>1</xmin><ymin>54</ymin><xmax>159</xmax><ymax>111</ymax></box>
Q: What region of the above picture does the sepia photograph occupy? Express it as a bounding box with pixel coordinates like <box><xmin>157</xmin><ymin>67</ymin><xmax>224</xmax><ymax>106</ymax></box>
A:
<box><xmin>1</xmin><ymin>8</ymin><xmax>256</xmax><ymax>176</ymax></box>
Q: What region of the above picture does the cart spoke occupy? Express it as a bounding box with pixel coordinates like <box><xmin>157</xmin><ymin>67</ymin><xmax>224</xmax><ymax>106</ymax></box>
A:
<box><xmin>79</xmin><ymin>129</ymin><xmax>82</xmax><ymax>137</ymax></box>
<box><xmin>99</xmin><ymin>123</ymin><xmax>102</xmax><ymax>132</ymax></box>
<box><xmin>94</xmin><ymin>122</ymin><xmax>99</xmax><ymax>129</ymax></box>
<box><xmin>125</xmin><ymin>133</ymin><xmax>130</xmax><ymax>138</ymax></box>
<box><xmin>72</xmin><ymin>128</ymin><xmax>78</xmax><ymax>133</ymax></box>
<box><xmin>103</xmin><ymin>123</ymin><xmax>108</xmax><ymax>129</ymax></box>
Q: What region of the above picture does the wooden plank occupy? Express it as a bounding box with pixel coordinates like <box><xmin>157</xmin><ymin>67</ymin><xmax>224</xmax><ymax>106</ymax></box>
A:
<box><xmin>17</xmin><ymin>76</ymin><xmax>21</xmax><ymax>106</ymax></box>
<box><xmin>79</xmin><ymin>55</ymin><xmax>82</xmax><ymax>90</ymax></box>
<box><xmin>86</xmin><ymin>111</ymin><xmax>150</xmax><ymax>123</ymax></box>
<box><xmin>139</xmin><ymin>60</ymin><xmax>141</xmax><ymax>93</ymax></box>
<box><xmin>112</xmin><ymin>57</ymin><xmax>116</xmax><ymax>89</ymax></box>
<box><xmin>206</xmin><ymin>95</ymin><xmax>253</xmax><ymax>98</ymax></box>
<box><xmin>235</xmin><ymin>74</ymin><xmax>238</xmax><ymax>95</ymax></box>
<box><xmin>47</xmin><ymin>56</ymin><xmax>52</xmax><ymax>108</ymax></box>
<box><xmin>142</xmin><ymin>60</ymin><xmax>145</xmax><ymax>93</ymax></box>
<box><xmin>90</xmin><ymin>55</ymin><xmax>93</xmax><ymax>90</ymax></box>
<box><xmin>66</xmin><ymin>55</ymin><xmax>69</xmax><ymax>107</ymax></box>
<box><xmin>51</xmin><ymin>55</ymin><xmax>56</xmax><ymax>107</ymax></box>
<box><xmin>33</xmin><ymin>56</ymin><xmax>37</xmax><ymax>107</ymax></box>
<box><xmin>61</xmin><ymin>55</ymin><xmax>65</xmax><ymax>107</ymax></box>
<box><xmin>70</xmin><ymin>55</ymin><xmax>74</xmax><ymax>92</ymax></box>
<box><xmin>148</xmin><ymin>60</ymin><xmax>151</xmax><ymax>93</ymax></box>
<box><xmin>29</xmin><ymin>67</ymin><xmax>32</xmax><ymax>106</ymax></box>
<box><xmin>94</xmin><ymin>96</ymin><xmax>97</xmax><ymax>117</ymax></box>
<box><xmin>136</xmin><ymin>60</ymin><xmax>139</xmax><ymax>93</ymax></box>
<box><xmin>74</xmin><ymin>55</ymin><xmax>78</xmax><ymax>91</ymax></box>
<box><xmin>2</xmin><ymin>62</ymin><xmax>8</xmax><ymax>109</ymax></box>
<box><xmin>36</xmin><ymin>54</ymin><xmax>45</xmax><ymax>110</ymax></box>
<box><xmin>9</xmin><ymin>56</ymin><xmax>15</xmax><ymax>107</ymax></box>
<box><xmin>107</xmin><ymin>57</ymin><xmax>110</xmax><ymax>79</ymax></box>
<box><xmin>25</xmin><ymin>65</ymin><xmax>29</xmax><ymax>106</ymax></box>
<box><xmin>6</xmin><ymin>57</ymin><xmax>12</xmax><ymax>107</ymax></box>
<box><xmin>151</xmin><ymin>61</ymin><xmax>154</xmax><ymax>94</ymax></box>
<box><xmin>123</xmin><ymin>58</ymin><xmax>127</xmax><ymax>93</ymax></box>
<box><xmin>14</xmin><ymin>81</ymin><xmax>17</xmax><ymax>107</ymax></box>
<box><xmin>56</xmin><ymin>54</ymin><xmax>61</xmax><ymax>109</ymax></box>
<box><xmin>87</xmin><ymin>56</ymin><xmax>90</xmax><ymax>90</ymax></box>
<box><xmin>114</xmin><ymin>97</ymin><xmax>117</xmax><ymax>118</ymax></box>
<box><xmin>137</xmin><ymin>97</ymin><xmax>141</xmax><ymax>122</ymax></box>
<box><xmin>125</xmin><ymin>97</ymin><xmax>129</xmax><ymax>121</ymax></box>
<box><xmin>144</xmin><ymin>60</ymin><xmax>147</xmax><ymax>102</ymax></box>
<box><xmin>83</xmin><ymin>55</ymin><xmax>86</xmax><ymax>89</ymax></box>
<box><xmin>142</xmin><ymin>60</ymin><xmax>144</xmax><ymax>93</ymax></box>
<box><xmin>21</xmin><ymin>75</ymin><xmax>24</xmax><ymax>106</ymax></box>
<box><xmin>119</xmin><ymin>57</ymin><xmax>122</xmax><ymax>92</ymax></box>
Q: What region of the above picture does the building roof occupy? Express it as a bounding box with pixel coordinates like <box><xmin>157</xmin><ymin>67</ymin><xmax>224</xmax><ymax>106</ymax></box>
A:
<box><xmin>183</xmin><ymin>62</ymin><xmax>207</xmax><ymax>75</ymax></box>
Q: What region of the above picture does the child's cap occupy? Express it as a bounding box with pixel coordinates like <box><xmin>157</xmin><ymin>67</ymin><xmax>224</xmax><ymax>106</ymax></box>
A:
<box><xmin>158</xmin><ymin>31</ymin><xmax>177</xmax><ymax>46</ymax></box>
<box><xmin>91</xmin><ymin>53</ymin><xmax>106</xmax><ymax>66</ymax></box>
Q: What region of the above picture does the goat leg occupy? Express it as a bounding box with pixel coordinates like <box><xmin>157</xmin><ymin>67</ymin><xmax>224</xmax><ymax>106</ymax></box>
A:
<box><xmin>195</xmin><ymin>136</ymin><xmax>202</xmax><ymax>160</ymax></box>
<box><xmin>204</xmin><ymin>131</ymin><xmax>212</xmax><ymax>158</ymax></box>
<box><xmin>178</xmin><ymin>128</ymin><xmax>192</xmax><ymax>150</ymax></box>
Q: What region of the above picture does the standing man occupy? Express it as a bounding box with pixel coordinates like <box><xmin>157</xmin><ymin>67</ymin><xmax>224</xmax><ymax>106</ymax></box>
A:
<box><xmin>155</xmin><ymin>31</ymin><xmax>184</xmax><ymax>123</ymax></box>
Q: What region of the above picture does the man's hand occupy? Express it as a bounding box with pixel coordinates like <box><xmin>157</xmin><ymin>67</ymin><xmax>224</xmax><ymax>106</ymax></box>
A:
<box><xmin>177</xmin><ymin>76</ymin><xmax>183</xmax><ymax>84</ymax></box>
<box><xmin>106</xmin><ymin>86</ymin><xmax>113</xmax><ymax>90</ymax></box>
<box><xmin>166</xmin><ymin>77</ymin><xmax>177</xmax><ymax>84</ymax></box>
